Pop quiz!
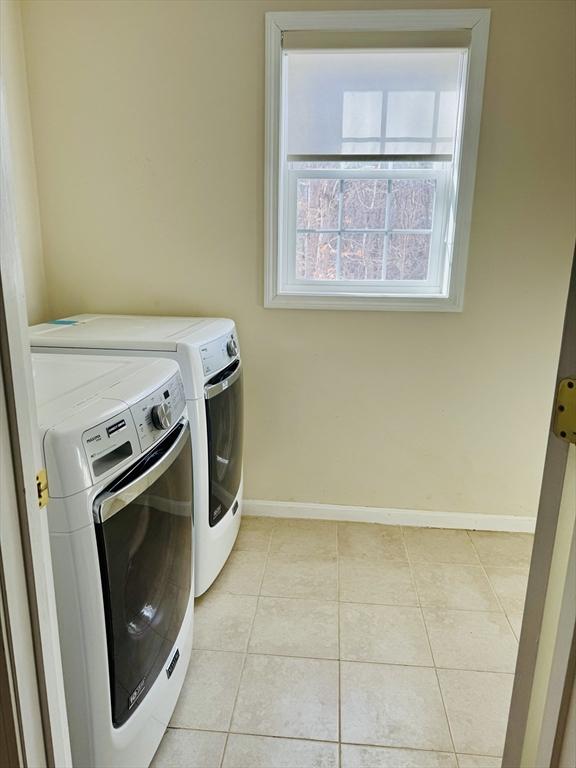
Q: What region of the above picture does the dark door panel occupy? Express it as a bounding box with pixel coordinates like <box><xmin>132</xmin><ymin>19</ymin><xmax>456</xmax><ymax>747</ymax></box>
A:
<box><xmin>205</xmin><ymin>366</ymin><xmax>243</xmax><ymax>527</ymax></box>
<box><xmin>95</xmin><ymin>424</ymin><xmax>193</xmax><ymax>726</ymax></box>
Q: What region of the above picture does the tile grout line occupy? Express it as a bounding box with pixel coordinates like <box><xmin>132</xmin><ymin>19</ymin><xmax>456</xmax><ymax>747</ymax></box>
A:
<box><xmin>167</xmin><ymin>721</ymin><xmax>504</xmax><ymax>759</ymax></box>
<box><xmin>218</xmin><ymin>519</ymin><xmax>275</xmax><ymax>768</ymax></box>
<box><xmin>393</xmin><ymin>536</ymin><xmax>517</xmax><ymax>669</ymax></box>
<box><xmin>465</xmin><ymin>530</ymin><xmax>522</xmax><ymax>641</ymax></box>
<box><xmin>406</xmin><ymin>528</ymin><xmax>512</xmax><ymax>618</ymax></box>
<box><xmin>204</xmin><ymin>587</ymin><xmax>517</xmax><ymax>611</ymax></box>
<box><xmin>401</xmin><ymin>526</ymin><xmax>458</xmax><ymax>759</ymax></box>
<box><xmin>186</xmin><ymin>645</ymin><xmax>517</xmax><ymax>674</ymax></box>
<box><xmin>205</xmin><ymin>589</ymin><xmax>514</xmax><ymax>612</ymax></box>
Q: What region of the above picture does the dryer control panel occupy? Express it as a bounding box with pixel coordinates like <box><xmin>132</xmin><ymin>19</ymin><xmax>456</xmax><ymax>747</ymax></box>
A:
<box><xmin>200</xmin><ymin>330</ymin><xmax>239</xmax><ymax>377</ymax></box>
<box><xmin>130</xmin><ymin>372</ymin><xmax>186</xmax><ymax>450</ymax></box>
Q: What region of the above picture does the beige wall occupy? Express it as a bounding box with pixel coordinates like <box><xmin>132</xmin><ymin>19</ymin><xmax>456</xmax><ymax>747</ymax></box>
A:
<box><xmin>20</xmin><ymin>0</ymin><xmax>575</xmax><ymax>517</ymax></box>
<box><xmin>0</xmin><ymin>0</ymin><xmax>49</xmax><ymax>324</ymax></box>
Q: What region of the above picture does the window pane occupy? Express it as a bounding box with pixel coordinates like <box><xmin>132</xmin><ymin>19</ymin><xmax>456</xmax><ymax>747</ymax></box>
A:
<box><xmin>296</xmin><ymin>233</ymin><xmax>338</xmax><ymax>280</ymax></box>
<box><xmin>341</xmin><ymin>234</ymin><xmax>385</xmax><ymax>280</ymax></box>
<box><xmin>297</xmin><ymin>179</ymin><xmax>340</xmax><ymax>230</ymax></box>
<box><xmin>389</xmin><ymin>180</ymin><xmax>436</xmax><ymax>230</ymax></box>
<box><xmin>342</xmin><ymin>180</ymin><xmax>387</xmax><ymax>230</ymax></box>
<box><xmin>386</xmin><ymin>233</ymin><xmax>431</xmax><ymax>280</ymax></box>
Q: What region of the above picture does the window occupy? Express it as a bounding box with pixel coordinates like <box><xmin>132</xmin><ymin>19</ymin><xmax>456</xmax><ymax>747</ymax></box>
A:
<box><xmin>265</xmin><ymin>11</ymin><xmax>490</xmax><ymax>310</ymax></box>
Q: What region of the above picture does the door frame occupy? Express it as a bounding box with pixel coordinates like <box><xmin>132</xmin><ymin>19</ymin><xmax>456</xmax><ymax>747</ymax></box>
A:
<box><xmin>503</xmin><ymin>249</ymin><xmax>576</xmax><ymax>767</ymax></box>
<box><xmin>0</xmin><ymin>81</ymin><xmax>72</xmax><ymax>767</ymax></box>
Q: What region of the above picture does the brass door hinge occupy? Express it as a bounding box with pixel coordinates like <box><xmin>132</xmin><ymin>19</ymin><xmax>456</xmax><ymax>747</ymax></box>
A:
<box><xmin>36</xmin><ymin>468</ymin><xmax>48</xmax><ymax>508</ymax></box>
<box><xmin>553</xmin><ymin>378</ymin><xmax>576</xmax><ymax>444</ymax></box>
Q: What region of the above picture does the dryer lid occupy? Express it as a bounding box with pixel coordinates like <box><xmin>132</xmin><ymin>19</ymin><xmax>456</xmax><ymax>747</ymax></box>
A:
<box><xmin>30</xmin><ymin>314</ymin><xmax>210</xmax><ymax>351</ymax></box>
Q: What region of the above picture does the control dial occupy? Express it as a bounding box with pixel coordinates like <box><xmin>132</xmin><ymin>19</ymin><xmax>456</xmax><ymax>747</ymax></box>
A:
<box><xmin>150</xmin><ymin>402</ymin><xmax>172</xmax><ymax>430</ymax></box>
<box><xmin>226</xmin><ymin>337</ymin><xmax>238</xmax><ymax>357</ymax></box>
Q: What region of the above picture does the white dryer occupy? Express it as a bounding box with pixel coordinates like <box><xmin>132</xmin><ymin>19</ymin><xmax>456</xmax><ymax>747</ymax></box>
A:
<box><xmin>30</xmin><ymin>314</ymin><xmax>243</xmax><ymax>595</ymax></box>
<box><xmin>33</xmin><ymin>353</ymin><xmax>194</xmax><ymax>768</ymax></box>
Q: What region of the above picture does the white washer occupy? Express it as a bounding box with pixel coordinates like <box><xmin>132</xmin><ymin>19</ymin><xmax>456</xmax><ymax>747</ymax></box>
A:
<box><xmin>33</xmin><ymin>353</ymin><xmax>194</xmax><ymax>768</ymax></box>
<box><xmin>30</xmin><ymin>314</ymin><xmax>243</xmax><ymax>596</ymax></box>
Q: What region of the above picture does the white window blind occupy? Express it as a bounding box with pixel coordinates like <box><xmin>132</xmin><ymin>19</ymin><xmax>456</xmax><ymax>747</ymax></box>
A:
<box><xmin>285</xmin><ymin>49</ymin><xmax>466</xmax><ymax>161</ymax></box>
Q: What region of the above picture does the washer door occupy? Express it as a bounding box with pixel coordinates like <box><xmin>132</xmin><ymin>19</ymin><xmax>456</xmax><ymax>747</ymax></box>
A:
<box><xmin>205</xmin><ymin>360</ymin><xmax>244</xmax><ymax>526</ymax></box>
<box><xmin>94</xmin><ymin>421</ymin><xmax>193</xmax><ymax>727</ymax></box>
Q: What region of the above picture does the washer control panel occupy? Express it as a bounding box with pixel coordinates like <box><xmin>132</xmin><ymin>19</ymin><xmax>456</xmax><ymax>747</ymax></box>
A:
<box><xmin>200</xmin><ymin>330</ymin><xmax>239</xmax><ymax>377</ymax></box>
<box><xmin>130</xmin><ymin>372</ymin><xmax>186</xmax><ymax>450</ymax></box>
<box><xmin>82</xmin><ymin>409</ymin><xmax>139</xmax><ymax>481</ymax></box>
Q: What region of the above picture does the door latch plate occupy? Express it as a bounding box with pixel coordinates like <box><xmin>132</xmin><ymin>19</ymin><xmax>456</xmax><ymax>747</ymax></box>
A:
<box><xmin>553</xmin><ymin>378</ymin><xmax>576</xmax><ymax>444</ymax></box>
<box><xmin>36</xmin><ymin>468</ymin><xmax>48</xmax><ymax>508</ymax></box>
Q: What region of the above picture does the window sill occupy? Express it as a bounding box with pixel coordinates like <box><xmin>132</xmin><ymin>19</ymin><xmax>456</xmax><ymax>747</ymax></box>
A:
<box><xmin>264</xmin><ymin>290</ymin><xmax>464</xmax><ymax>312</ymax></box>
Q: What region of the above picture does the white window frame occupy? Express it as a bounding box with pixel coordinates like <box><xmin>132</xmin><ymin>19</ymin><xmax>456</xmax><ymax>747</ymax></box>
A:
<box><xmin>283</xmin><ymin>167</ymin><xmax>451</xmax><ymax>297</ymax></box>
<box><xmin>264</xmin><ymin>9</ymin><xmax>491</xmax><ymax>311</ymax></box>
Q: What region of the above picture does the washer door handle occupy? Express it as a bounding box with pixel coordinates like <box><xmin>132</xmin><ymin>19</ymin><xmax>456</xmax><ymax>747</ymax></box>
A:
<box><xmin>94</xmin><ymin>420</ymin><xmax>190</xmax><ymax>523</ymax></box>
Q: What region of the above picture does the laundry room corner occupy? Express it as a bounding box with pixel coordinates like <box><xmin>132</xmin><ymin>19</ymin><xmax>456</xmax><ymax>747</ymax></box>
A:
<box><xmin>0</xmin><ymin>0</ymin><xmax>50</xmax><ymax>325</ymax></box>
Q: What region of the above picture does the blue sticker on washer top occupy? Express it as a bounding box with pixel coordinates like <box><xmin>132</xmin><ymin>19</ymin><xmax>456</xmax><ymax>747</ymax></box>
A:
<box><xmin>48</xmin><ymin>319</ymin><xmax>79</xmax><ymax>325</ymax></box>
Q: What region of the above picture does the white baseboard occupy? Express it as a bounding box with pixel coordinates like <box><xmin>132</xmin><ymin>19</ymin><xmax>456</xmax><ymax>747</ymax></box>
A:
<box><xmin>244</xmin><ymin>499</ymin><xmax>536</xmax><ymax>534</ymax></box>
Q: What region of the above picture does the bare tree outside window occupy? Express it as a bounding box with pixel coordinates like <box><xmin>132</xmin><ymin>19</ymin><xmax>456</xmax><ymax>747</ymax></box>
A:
<box><xmin>295</xmin><ymin>173</ymin><xmax>436</xmax><ymax>281</ymax></box>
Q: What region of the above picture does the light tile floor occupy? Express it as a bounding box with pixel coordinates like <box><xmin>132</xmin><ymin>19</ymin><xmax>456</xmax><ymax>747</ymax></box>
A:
<box><xmin>152</xmin><ymin>517</ymin><xmax>533</xmax><ymax>768</ymax></box>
